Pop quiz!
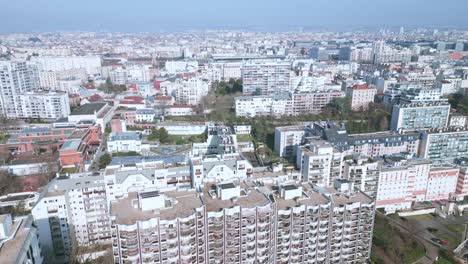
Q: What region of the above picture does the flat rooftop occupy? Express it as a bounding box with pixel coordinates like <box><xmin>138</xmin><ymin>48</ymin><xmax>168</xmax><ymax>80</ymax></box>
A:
<box><xmin>203</xmin><ymin>182</ymin><xmax>270</xmax><ymax>212</ymax></box>
<box><xmin>110</xmin><ymin>190</ymin><xmax>203</xmax><ymax>224</ymax></box>
<box><xmin>70</xmin><ymin>103</ymin><xmax>106</xmax><ymax>116</ymax></box>
<box><xmin>275</xmin><ymin>183</ymin><xmax>330</xmax><ymax>210</ymax></box>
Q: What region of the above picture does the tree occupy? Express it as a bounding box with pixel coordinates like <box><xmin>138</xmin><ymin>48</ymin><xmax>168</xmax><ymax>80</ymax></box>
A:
<box><xmin>158</xmin><ymin>128</ymin><xmax>171</xmax><ymax>144</ymax></box>
<box><xmin>105</xmin><ymin>77</ymin><xmax>113</xmax><ymax>92</ymax></box>
<box><xmin>98</xmin><ymin>153</ymin><xmax>112</xmax><ymax>169</ymax></box>
<box><xmin>0</xmin><ymin>171</ymin><xmax>20</xmax><ymax>196</ymax></box>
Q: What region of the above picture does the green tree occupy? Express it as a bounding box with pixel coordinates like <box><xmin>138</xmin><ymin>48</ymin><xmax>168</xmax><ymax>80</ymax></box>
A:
<box><xmin>98</xmin><ymin>153</ymin><xmax>112</xmax><ymax>169</ymax></box>
<box><xmin>158</xmin><ymin>128</ymin><xmax>171</xmax><ymax>144</ymax></box>
<box><xmin>105</xmin><ymin>77</ymin><xmax>113</xmax><ymax>91</ymax></box>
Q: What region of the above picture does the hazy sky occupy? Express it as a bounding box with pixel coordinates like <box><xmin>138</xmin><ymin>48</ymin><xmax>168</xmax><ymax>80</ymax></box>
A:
<box><xmin>2</xmin><ymin>0</ymin><xmax>468</xmax><ymax>33</ymax></box>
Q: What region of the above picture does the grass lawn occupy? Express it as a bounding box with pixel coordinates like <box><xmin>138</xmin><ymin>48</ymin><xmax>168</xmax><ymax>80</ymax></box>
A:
<box><xmin>434</xmin><ymin>256</ymin><xmax>455</xmax><ymax>264</ymax></box>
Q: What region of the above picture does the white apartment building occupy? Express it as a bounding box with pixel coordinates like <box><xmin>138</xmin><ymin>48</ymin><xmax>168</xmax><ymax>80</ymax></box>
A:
<box><xmin>343</xmin><ymin>156</ymin><xmax>380</xmax><ymax>198</ymax></box>
<box><xmin>174</xmin><ymin>77</ymin><xmax>209</xmax><ymax>105</ymax></box>
<box><xmin>107</xmin><ymin>132</ymin><xmax>142</xmax><ymax>153</ymax></box>
<box><xmin>346</xmin><ymin>84</ymin><xmax>376</xmax><ymax>111</ymax></box>
<box><xmin>425</xmin><ymin>166</ymin><xmax>459</xmax><ymax>201</ymax></box>
<box><xmin>32</xmin><ymin>174</ymin><xmax>110</xmax><ymax>263</ymax></box>
<box><xmin>296</xmin><ymin>139</ymin><xmax>344</xmax><ymax>186</ymax></box>
<box><xmin>109</xmin><ymin>179</ymin><xmax>375</xmax><ymax>264</ymax></box>
<box><xmin>0</xmin><ymin>61</ymin><xmax>40</xmax><ymax>118</ymax></box>
<box><xmin>31</xmin><ymin>56</ymin><xmax>101</xmax><ymax>74</ymax></box>
<box><xmin>135</xmin><ymin>108</ymin><xmax>156</xmax><ymax>123</ymax></box>
<box><xmin>165</xmin><ymin>60</ymin><xmax>198</xmax><ymax>74</ymax></box>
<box><xmin>235</xmin><ymin>90</ymin><xmax>344</xmax><ymax>117</ymax></box>
<box><xmin>274</xmin><ymin>126</ymin><xmax>306</xmax><ymax>158</ymax></box>
<box><xmin>17</xmin><ymin>91</ymin><xmax>71</xmax><ymax>119</ymax></box>
<box><xmin>235</xmin><ymin>94</ymin><xmax>292</xmax><ymax>117</ymax></box>
<box><xmin>0</xmin><ymin>214</ymin><xmax>43</xmax><ymax>264</ymax></box>
<box><xmin>242</xmin><ymin>60</ymin><xmax>291</xmax><ymax>95</ymax></box>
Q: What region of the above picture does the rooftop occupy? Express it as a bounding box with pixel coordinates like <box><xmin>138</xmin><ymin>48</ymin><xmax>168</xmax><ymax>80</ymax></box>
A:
<box><xmin>110</xmin><ymin>190</ymin><xmax>203</xmax><ymax>224</ymax></box>
<box><xmin>70</xmin><ymin>103</ymin><xmax>107</xmax><ymax>116</ymax></box>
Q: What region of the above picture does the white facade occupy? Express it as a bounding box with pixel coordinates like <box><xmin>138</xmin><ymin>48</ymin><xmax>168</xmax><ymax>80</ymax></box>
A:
<box><xmin>31</xmin><ymin>56</ymin><xmax>101</xmax><ymax>74</ymax></box>
<box><xmin>274</xmin><ymin>126</ymin><xmax>306</xmax><ymax>158</ymax></box>
<box><xmin>107</xmin><ymin>132</ymin><xmax>142</xmax><ymax>153</ymax></box>
<box><xmin>0</xmin><ymin>61</ymin><xmax>40</xmax><ymax>118</ymax></box>
<box><xmin>17</xmin><ymin>91</ymin><xmax>71</xmax><ymax>119</ymax></box>
<box><xmin>174</xmin><ymin>77</ymin><xmax>209</xmax><ymax>105</ymax></box>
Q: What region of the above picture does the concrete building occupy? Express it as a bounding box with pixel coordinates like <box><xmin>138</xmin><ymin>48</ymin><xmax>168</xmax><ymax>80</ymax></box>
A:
<box><xmin>135</xmin><ymin>108</ymin><xmax>156</xmax><ymax>123</ymax></box>
<box><xmin>17</xmin><ymin>91</ymin><xmax>70</xmax><ymax>119</ymax></box>
<box><xmin>390</xmin><ymin>102</ymin><xmax>450</xmax><ymax>131</ymax></box>
<box><xmin>376</xmin><ymin>156</ymin><xmax>432</xmax><ymax>213</ymax></box>
<box><xmin>296</xmin><ymin>139</ymin><xmax>344</xmax><ymax>186</ymax></box>
<box><xmin>0</xmin><ymin>61</ymin><xmax>40</xmax><ymax>118</ymax></box>
<box><xmin>107</xmin><ymin>132</ymin><xmax>142</xmax><ymax>153</ymax></box>
<box><xmin>343</xmin><ymin>156</ymin><xmax>380</xmax><ymax>199</ymax></box>
<box><xmin>346</xmin><ymin>84</ymin><xmax>376</xmax><ymax>111</ymax></box>
<box><xmin>174</xmin><ymin>77</ymin><xmax>209</xmax><ymax>106</ymax></box>
<box><xmin>242</xmin><ymin>60</ymin><xmax>291</xmax><ymax>95</ymax></box>
<box><xmin>31</xmin><ymin>56</ymin><xmax>101</xmax><ymax>74</ymax></box>
<box><xmin>419</xmin><ymin>128</ymin><xmax>468</xmax><ymax>163</ymax></box>
<box><xmin>68</xmin><ymin>103</ymin><xmax>114</xmax><ymax>129</ymax></box>
<box><xmin>0</xmin><ymin>214</ymin><xmax>43</xmax><ymax>264</ymax></box>
<box><xmin>274</xmin><ymin>126</ymin><xmax>306</xmax><ymax>158</ymax></box>
<box><xmin>109</xmin><ymin>179</ymin><xmax>374</xmax><ymax>264</ymax></box>
<box><xmin>32</xmin><ymin>174</ymin><xmax>110</xmax><ymax>263</ymax></box>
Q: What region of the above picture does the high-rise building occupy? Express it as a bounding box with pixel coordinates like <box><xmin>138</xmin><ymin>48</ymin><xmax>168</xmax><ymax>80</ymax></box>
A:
<box><xmin>0</xmin><ymin>61</ymin><xmax>40</xmax><ymax>118</ymax></box>
<box><xmin>110</xmin><ymin>179</ymin><xmax>375</xmax><ymax>264</ymax></box>
<box><xmin>17</xmin><ymin>91</ymin><xmax>71</xmax><ymax>119</ymax></box>
<box><xmin>0</xmin><ymin>214</ymin><xmax>43</xmax><ymax>264</ymax></box>
<box><xmin>419</xmin><ymin>128</ymin><xmax>468</xmax><ymax>163</ymax></box>
<box><xmin>390</xmin><ymin>101</ymin><xmax>450</xmax><ymax>131</ymax></box>
<box><xmin>242</xmin><ymin>60</ymin><xmax>291</xmax><ymax>95</ymax></box>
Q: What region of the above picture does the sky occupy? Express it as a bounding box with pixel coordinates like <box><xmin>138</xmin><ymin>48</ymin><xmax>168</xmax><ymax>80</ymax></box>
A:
<box><xmin>2</xmin><ymin>0</ymin><xmax>468</xmax><ymax>33</ymax></box>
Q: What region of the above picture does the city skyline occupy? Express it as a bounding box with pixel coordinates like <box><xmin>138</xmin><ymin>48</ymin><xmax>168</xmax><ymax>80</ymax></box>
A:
<box><xmin>2</xmin><ymin>0</ymin><xmax>468</xmax><ymax>33</ymax></box>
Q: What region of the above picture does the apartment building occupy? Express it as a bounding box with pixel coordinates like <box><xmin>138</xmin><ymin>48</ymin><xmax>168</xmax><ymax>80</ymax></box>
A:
<box><xmin>68</xmin><ymin>102</ymin><xmax>114</xmax><ymax>129</ymax></box>
<box><xmin>296</xmin><ymin>139</ymin><xmax>344</xmax><ymax>186</ymax></box>
<box><xmin>455</xmin><ymin>158</ymin><xmax>468</xmax><ymax>200</ymax></box>
<box><xmin>107</xmin><ymin>132</ymin><xmax>142</xmax><ymax>153</ymax></box>
<box><xmin>390</xmin><ymin>101</ymin><xmax>450</xmax><ymax>131</ymax></box>
<box><xmin>32</xmin><ymin>174</ymin><xmax>110</xmax><ymax>263</ymax></box>
<box><xmin>242</xmin><ymin>60</ymin><xmax>291</xmax><ymax>95</ymax></box>
<box><xmin>174</xmin><ymin>77</ymin><xmax>209</xmax><ymax>105</ymax></box>
<box><xmin>419</xmin><ymin>127</ymin><xmax>468</xmax><ymax>163</ymax></box>
<box><xmin>425</xmin><ymin>166</ymin><xmax>459</xmax><ymax>201</ymax></box>
<box><xmin>274</xmin><ymin>126</ymin><xmax>306</xmax><ymax>158</ymax></box>
<box><xmin>0</xmin><ymin>214</ymin><xmax>43</xmax><ymax>264</ymax></box>
<box><xmin>31</xmin><ymin>56</ymin><xmax>101</xmax><ymax>74</ymax></box>
<box><xmin>347</xmin><ymin>131</ymin><xmax>421</xmax><ymax>158</ymax></box>
<box><xmin>234</xmin><ymin>90</ymin><xmax>344</xmax><ymax>117</ymax></box>
<box><xmin>343</xmin><ymin>156</ymin><xmax>380</xmax><ymax>198</ymax></box>
<box><xmin>191</xmin><ymin>124</ymin><xmax>238</xmax><ymax>157</ymax></box>
<box><xmin>17</xmin><ymin>91</ymin><xmax>71</xmax><ymax>119</ymax></box>
<box><xmin>346</xmin><ymin>84</ymin><xmax>376</xmax><ymax>111</ymax></box>
<box><xmin>235</xmin><ymin>94</ymin><xmax>292</xmax><ymax>117</ymax></box>
<box><xmin>376</xmin><ymin>156</ymin><xmax>432</xmax><ymax>213</ymax></box>
<box><xmin>0</xmin><ymin>61</ymin><xmax>40</xmax><ymax>118</ymax></box>
<box><xmin>135</xmin><ymin>108</ymin><xmax>156</xmax><ymax>123</ymax></box>
<box><xmin>109</xmin><ymin>179</ymin><xmax>374</xmax><ymax>264</ymax></box>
